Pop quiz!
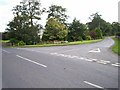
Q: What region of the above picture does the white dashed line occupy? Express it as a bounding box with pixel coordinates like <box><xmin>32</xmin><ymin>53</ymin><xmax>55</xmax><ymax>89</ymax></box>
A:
<box><xmin>97</xmin><ymin>60</ymin><xmax>110</xmax><ymax>65</ymax></box>
<box><xmin>2</xmin><ymin>50</ymin><xmax>11</xmax><ymax>53</ymax></box>
<box><xmin>16</xmin><ymin>55</ymin><xmax>47</xmax><ymax>68</ymax></box>
<box><xmin>84</xmin><ymin>58</ymin><xmax>93</xmax><ymax>62</ymax></box>
<box><xmin>58</xmin><ymin>49</ymin><xmax>78</xmax><ymax>53</ymax></box>
<box><xmin>90</xmin><ymin>58</ymin><xmax>98</xmax><ymax>62</ymax></box>
<box><xmin>50</xmin><ymin>53</ymin><xmax>117</xmax><ymax>67</ymax></box>
<box><xmin>78</xmin><ymin>57</ymin><xmax>85</xmax><ymax>60</ymax></box>
<box><xmin>111</xmin><ymin>63</ymin><xmax>120</xmax><ymax>67</ymax></box>
<box><xmin>84</xmin><ymin>81</ymin><xmax>104</xmax><ymax>89</ymax></box>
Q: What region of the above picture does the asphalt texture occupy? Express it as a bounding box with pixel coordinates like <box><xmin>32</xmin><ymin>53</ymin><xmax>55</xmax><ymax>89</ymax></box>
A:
<box><xmin>2</xmin><ymin>37</ymin><xmax>120</xmax><ymax>89</ymax></box>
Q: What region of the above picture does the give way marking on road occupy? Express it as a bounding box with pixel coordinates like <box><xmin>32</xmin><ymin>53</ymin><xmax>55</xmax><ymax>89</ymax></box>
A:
<box><xmin>89</xmin><ymin>48</ymin><xmax>101</xmax><ymax>53</ymax></box>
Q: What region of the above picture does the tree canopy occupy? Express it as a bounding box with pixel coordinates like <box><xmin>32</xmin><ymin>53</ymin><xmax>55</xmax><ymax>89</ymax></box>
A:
<box><xmin>42</xmin><ymin>17</ymin><xmax>68</xmax><ymax>41</ymax></box>
<box><xmin>47</xmin><ymin>5</ymin><xmax>68</xmax><ymax>24</ymax></box>
<box><xmin>6</xmin><ymin>0</ymin><xmax>44</xmax><ymax>45</ymax></box>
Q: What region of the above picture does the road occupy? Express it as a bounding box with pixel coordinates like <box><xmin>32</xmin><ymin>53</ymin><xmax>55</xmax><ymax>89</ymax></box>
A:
<box><xmin>2</xmin><ymin>37</ymin><xmax>120</xmax><ymax>89</ymax></box>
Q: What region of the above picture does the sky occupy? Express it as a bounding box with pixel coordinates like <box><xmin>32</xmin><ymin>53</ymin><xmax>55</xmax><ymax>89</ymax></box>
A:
<box><xmin>0</xmin><ymin>0</ymin><xmax>119</xmax><ymax>32</ymax></box>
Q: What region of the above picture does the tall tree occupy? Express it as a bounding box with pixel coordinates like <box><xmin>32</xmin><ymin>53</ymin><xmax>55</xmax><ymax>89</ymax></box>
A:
<box><xmin>68</xmin><ymin>18</ymin><xmax>87</xmax><ymax>41</ymax></box>
<box><xmin>47</xmin><ymin>5</ymin><xmax>68</xmax><ymax>24</ymax></box>
<box><xmin>87</xmin><ymin>12</ymin><xmax>106</xmax><ymax>30</ymax></box>
<box><xmin>111</xmin><ymin>22</ymin><xmax>120</xmax><ymax>35</ymax></box>
<box><xmin>42</xmin><ymin>17</ymin><xmax>68</xmax><ymax>41</ymax></box>
<box><xmin>6</xmin><ymin>0</ymin><xmax>45</xmax><ymax>45</ymax></box>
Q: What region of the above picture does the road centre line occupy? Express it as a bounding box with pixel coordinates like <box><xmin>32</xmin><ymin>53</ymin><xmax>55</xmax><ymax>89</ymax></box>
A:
<box><xmin>16</xmin><ymin>55</ymin><xmax>47</xmax><ymax>68</ymax></box>
<box><xmin>84</xmin><ymin>81</ymin><xmax>104</xmax><ymax>89</ymax></box>
<box><xmin>2</xmin><ymin>49</ymin><xmax>11</xmax><ymax>53</ymax></box>
<box><xmin>50</xmin><ymin>53</ymin><xmax>120</xmax><ymax>67</ymax></box>
<box><xmin>111</xmin><ymin>63</ymin><xmax>120</xmax><ymax>67</ymax></box>
<box><xmin>57</xmin><ymin>48</ymin><xmax>79</xmax><ymax>53</ymax></box>
<box><xmin>97</xmin><ymin>60</ymin><xmax>111</xmax><ymax>65</ymax></box>
<box><xmin>84</xmin><ymin>58</ymin><xmax>93</xmax><ymax>62</ymax></box>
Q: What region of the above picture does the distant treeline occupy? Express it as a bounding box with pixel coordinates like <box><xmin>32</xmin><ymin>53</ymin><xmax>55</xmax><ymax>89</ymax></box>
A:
<box><xmin>2</xmin><ymin>0</ymin><xmax>120</xmax><ymax>45</ymax></box>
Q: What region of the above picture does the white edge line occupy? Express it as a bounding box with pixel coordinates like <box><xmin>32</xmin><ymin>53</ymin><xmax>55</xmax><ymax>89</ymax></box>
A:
<box><xmin>16</xmin><ymin>55</ymin><xmax>47</xmax><ymax>68</ymax></box>
<box><xmin>2</xmin><ymin>49</ymin><xmax>11</xmax><ymax>53</ymax></box>
<box><xmin>84</xmin><ymin>81</ymin><xmax>104</xmax><ymax>89</ymax></box>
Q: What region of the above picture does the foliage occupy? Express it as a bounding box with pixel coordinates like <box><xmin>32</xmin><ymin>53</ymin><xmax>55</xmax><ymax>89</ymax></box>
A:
<box><xmin>116</xmin><ymin>32</ymin><xmax>120</xmax><ymax>36</ymax></box>
<box><xmin>16</xmin><ymin>39</ymin><xmax>102</xmax><ymax>48</ymax></box>
<box><xmin>86</xmin><ymin>36</ymin><xmax>92</xmax><ymax>40</ymax></box>
<box><xmin>18</xmin><ymin>41</ymin><xmax>25</xmax><ymax>46</ymax></box>
<box><xmin>10</xmin><ymin>38</ymin><xmax>19</xmax><ymax>45</ymax></box>
<box><xmin>112</xmin><ymin>22</ymin><xmax>120</xmax><ymax>35</ymax></box>
<box><xmin>87</xmin><ymin>12</ymin><xmax>104</xmax><ymax>30</ymax></box>
<box><xmin>43</xmin><ymin>17</ymin><xmax>68</xmax><ymax>41</ymax></box>
<box><xmin>112</xmin><ymin>38</ymin><xmax>120</xmax><ymax>55</ymax></box>
<box><xmin>6</xmin><ymin>0</ymin><xmax>44</xmax><ymax>45</ymax></box>
<box><xmin>47</xmin><ymin>5</ymin><xmax>68</xmax><ymax>24</ymax></box>
<box><xmin>4</xmin><ymin>1</ymin><xmax>120</xmax><ymax>45</ymax></box>
<box><xmin>68</xmin><ymin>18</ymin><xmax>87</xmax><ymax>41</ymax></box>
<box><xmin>86</xmin><ymin>12</ymin><xmax>120</xmax><ymax>37</ymax></box>
<box><xmin>95</xmin><ymin>28</ymin><xmax>103</xmax><ymax>39</ymax></box>
<box><xmin>2</xmin><ymin>32</ymin><xmax>9</xmax><ymax>40</ymax></box>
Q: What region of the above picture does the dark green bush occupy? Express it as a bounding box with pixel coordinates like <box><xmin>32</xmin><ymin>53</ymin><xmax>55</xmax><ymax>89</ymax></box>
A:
<box><xmin>10</xmin><ymin>38</ymin><xmax>19</xmax><ymax>45</ymax></box>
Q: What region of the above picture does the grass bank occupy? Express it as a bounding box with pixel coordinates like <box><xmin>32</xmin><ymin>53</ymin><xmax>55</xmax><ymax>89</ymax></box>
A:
<box><xmin>15</xmin><ymin>39</ymin><xmax>103</xmax><ymax>48</ymax></box>
<box><xmin>0</xmin><ymin>40</ymin><xmax>9</xmax><ymax>43</ymax></box>
<box><xmin>112</xmin><ymin>38</ymin><xmax>120</xmax><ymax>55</ymax></box>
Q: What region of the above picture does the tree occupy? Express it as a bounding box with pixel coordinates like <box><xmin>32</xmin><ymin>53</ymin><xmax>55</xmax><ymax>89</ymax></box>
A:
<box><xmin>2</xmin><ymin>32</ymin><xmax>9</xmax><ymax>40</ymax></box>
<box><xmin>95</xmin><ymin>28</ymin><xmax>103</xmax><ymax>39</ymax></box>
<box><xmin>101</xmin><ymin>22</ymin><xmax>112</xmax><ymax>36</ymax></box>
<box><xmin>68</xmin><ymin>18</ymin><xmax>87</xmax><ymax>41</ymax></box>
<box><xmin>20</xmin><ymin>0</ymin><xmax>45</xmax><ymax>26</ymax></box>
<box><xmin>47</xmin><ymin>5</ymin><xmax>68</xmax><ymax>24</ymax></box>
<box><xmin>87</xmin><ymin>12</ymin><xmax>104</xmax><ymax>30</ymax></box>
<box><xmin>42</xmin><ymin>17</ymin><xmax>68</xmax><ymax>41</ymax></box>
<box><xmin>111</xmin><ymin>22</ymin><xmax>120</xmax><ymax>35</ymax></box>
<box><xmin>6</xmin><ymin>0</ymin><xmax>45</xmax><ymax>45</ymax></box>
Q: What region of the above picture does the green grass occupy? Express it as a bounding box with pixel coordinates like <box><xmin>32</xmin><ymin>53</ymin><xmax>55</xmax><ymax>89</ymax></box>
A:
<box><xmin>0</xmin><ymin>40</ymin><xmax>9</xmax><ymax>43</ymax></box>
<box><xmin>14</xmin><ymin>39</ymin><xmax>103</xmax><ymax>48</ymax></box>
<box><xmin>112</xmin><ymin>38</ymin><xmax>120</xmax><ymax>55</ymax></box>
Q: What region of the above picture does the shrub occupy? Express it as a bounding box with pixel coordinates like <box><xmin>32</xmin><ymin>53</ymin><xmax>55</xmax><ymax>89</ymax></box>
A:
<box><xmin>18</xmin><ymin>41</ymin><xmax>25</xmax><ymax>46</ymax></box>
<box><xmin>116</xmin><ymin>32</ymin><xmax>120</xmax><ymax>36</ymax></box>
<box><xmin>10</xmin><ymin>38</ymin><xmax>19</xmax><ymax>46</ymax></box>
<box><xmin>86</xmin><ymin>36</ymin><xmax>92</xmax><ymax>40</ymax></box>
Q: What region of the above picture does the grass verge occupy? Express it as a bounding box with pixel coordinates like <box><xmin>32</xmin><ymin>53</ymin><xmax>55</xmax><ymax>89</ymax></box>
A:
<box><xmin>112</xmin><ymin>38</ymin><xmax>120</xmax><ymax>55</ymax></box>
<box><xmin>13</xmin><ymin>39</ymin><xmax>103</xmax><ymax>48</ymax></box>
<box><xmin>0</xmin><ymin>40</ymin><xmax>9</xmax><ymax>43</ymax></box>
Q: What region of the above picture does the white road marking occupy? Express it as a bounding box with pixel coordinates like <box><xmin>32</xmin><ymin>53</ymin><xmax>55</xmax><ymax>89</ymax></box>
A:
<box><xmin>58</xmin><ymin>48</ymin><xmax>78</xmax><ymax>53</ymax></box>
<box><xmin>50</xmin><ymin>53</ymin><xmax>58</xmax><ymax>55</ymax></box>
<box><xmin>84</xmin><ymin>58</ymin><xmax>93</xmax><ymax>62</ymax></box>
<box><xmin>84</xmin><ymin>81</ymin><xmax>104</xmax><ymax>89</ymax></box>
<box><xmin>90</xmin><ymin>58</ymin><xmax>98</xmax><ymax>62</ymax></box>
<box><xmin>50</xmin><ymin>52</ymin><xmax>119</xmax><ymax>68</ymax></box>
<box><xmin>16</xmin><ymin>55</ymin><xmax>47</xmax><ymax>68</ymax></box>
<box><xmin>2</xmin><ymin>50</ymin><xmax>11</xmax><ymax>53</ymax></box>
<box><xmin>89</xmin><ymin>48</ymin><xmax>101</xmax><ymax>53</ymax></box>
<box><xmin>97</xmin><ymin>60</ymin><xmax>110</xmax><ymax>65</ymax></box>
<box><xmin>111</xmin><ymin>63</ymin><xmax>120</xmax><ymax>67</ymax></box>
<box><xmin>78</xmin><ymin>57</ymin><xmax>85</xmax><ymax>60</ymax></box>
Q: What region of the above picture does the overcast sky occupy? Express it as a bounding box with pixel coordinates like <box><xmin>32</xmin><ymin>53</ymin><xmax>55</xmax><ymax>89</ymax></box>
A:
<box><xmin>0</xmin><ymin>0</ymin><xmax>119</xmax><ymax>32</ymax></box>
